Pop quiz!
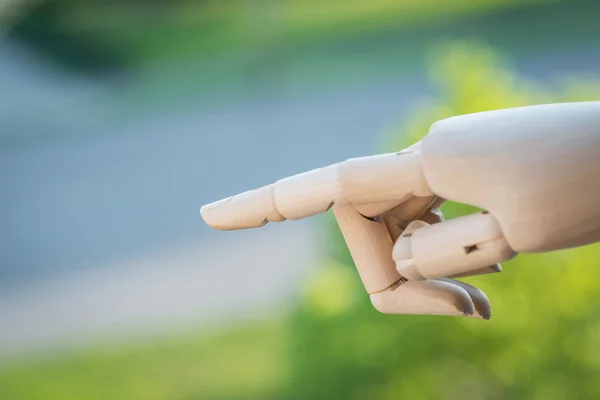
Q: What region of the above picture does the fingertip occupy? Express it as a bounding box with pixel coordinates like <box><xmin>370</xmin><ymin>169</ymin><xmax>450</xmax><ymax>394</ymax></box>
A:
<box><xmin>437</xmin><ymin>278</ymin><xmax>492</xmax><ymax>320</ymax></box>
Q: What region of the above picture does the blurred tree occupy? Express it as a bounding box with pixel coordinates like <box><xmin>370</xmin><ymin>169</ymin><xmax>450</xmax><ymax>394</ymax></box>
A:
<box><xmin>286</xmin><ymin>41</ymin><xmax>600</xmax><ymax>400</ymax></box>
<box><xmin>5</xmin><ymin>0</ymin><xmax>584</xmax><ymax>73</ymax></box>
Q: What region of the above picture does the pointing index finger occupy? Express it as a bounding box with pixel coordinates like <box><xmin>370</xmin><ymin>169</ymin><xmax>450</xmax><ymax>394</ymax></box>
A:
<box><xmin>200</xmin><ymin>147</ymin><xmax>433</xmax><ymax>230</ymax></box>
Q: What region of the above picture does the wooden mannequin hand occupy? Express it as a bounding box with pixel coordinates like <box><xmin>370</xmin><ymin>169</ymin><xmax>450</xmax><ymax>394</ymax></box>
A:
<box><xmin>200</xmin><ymin>102</ymin><xmax>600</xmax><ymax>319</ymax></box>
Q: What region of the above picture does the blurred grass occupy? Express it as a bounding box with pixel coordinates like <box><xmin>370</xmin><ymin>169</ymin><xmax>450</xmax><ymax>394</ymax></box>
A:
<box><xmin>0</xmin><ymin>320</ymin><xmax>287</xmax><ymax>400</ymax></box>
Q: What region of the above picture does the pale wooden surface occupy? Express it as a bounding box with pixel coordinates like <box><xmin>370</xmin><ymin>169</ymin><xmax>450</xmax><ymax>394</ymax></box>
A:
<box><xmin>332</xmin><ymin>204</ymin><xmax>401</xmax><ymax>294</ymax></box>
<box><xmin>200</xmin><ymin>151</ymin><xmax>433</xmax><ymax>230</ymax></box>
<box><xmin>369</xmin><ymin>279</ymin><xmax>479</xmax><ymax>317</ymax></box>
<box><xmin>200</xmin><ymin>184</ymin><xmax>286</xmax><ymax>230</ymax></box>
<box><xmin>421</xmin><ymin>101</ymin><xmax>600</xmax><ymax>252</ymax></box>
<box><xmin>394</xmin><ymin>213</ymin><xmax>516</xmax><ymax>280</ymax></box>
<box><xmin>201</xmin><ymin>102</ymin><xmax>600</xmax><ymax>317</ymax></box>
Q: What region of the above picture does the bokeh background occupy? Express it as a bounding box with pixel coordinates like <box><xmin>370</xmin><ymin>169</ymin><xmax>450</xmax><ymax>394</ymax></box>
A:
<box><xmin>1</xmin><ymin>0</ymin><xmax>600</xmax><ymax>399</ymax></box>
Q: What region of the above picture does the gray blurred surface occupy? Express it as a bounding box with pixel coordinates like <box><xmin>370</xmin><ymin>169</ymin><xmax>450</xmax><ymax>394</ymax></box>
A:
<box><xmin>0</xmin><ymin>39</ymin><xmax>425</xmax><ymax>356</ymax></box>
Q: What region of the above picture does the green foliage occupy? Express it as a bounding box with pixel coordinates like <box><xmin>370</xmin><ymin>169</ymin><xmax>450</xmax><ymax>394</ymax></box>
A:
<box><xmin>0</xmin><ymin>321</ymin><xmax>287</xmax><ymax>400</ymax></box>
<box><xmin>285</xmin><ymin>42</ymin><xmax>600</xmax><ymax>400</ymax></box>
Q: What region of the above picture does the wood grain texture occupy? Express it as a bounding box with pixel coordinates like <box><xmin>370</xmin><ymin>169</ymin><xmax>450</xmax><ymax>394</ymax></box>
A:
<box><xmin>200</xmin><ymin>102</ymin><xmax>600</xmax><ymax>317</ymax></box>
<box><xmin>369</xmin><ymin>279</ymin><xmax>476</xmax><ymax>317</ymax></box>
<box><xmin>394</xmin><ymin>213</ymin><xmax>516</xmax><ymax>280</ymax></box>
<box><xmin>332</xmin><ymin>204</ymin><xmax>401</xmax><ymax>294</ymax></box>
<box><xmin>201</xmin><ymin>151</ymin><xmax>432</xmax><ymax>230</ymax></box>
<box><xmin>421</xmin><ymin>101</ymin><xmax>600</xmax><ymax>252</ymax></box>
<box><xmin>340</xmin><ymin>152</ymin><xmax>433</xmax><ymax>209</ymax></box>
<box><xmin>200</xmin><ymin>184</ymin><xmax>285</xmax><ymax>230</ymax></box>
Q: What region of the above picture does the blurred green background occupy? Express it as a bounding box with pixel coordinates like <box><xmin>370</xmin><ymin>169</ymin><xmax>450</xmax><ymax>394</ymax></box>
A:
<box><xmin>1</xmin><ymin>1</ymin><xmax>600</xmax><ymax>399</ymax></box>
